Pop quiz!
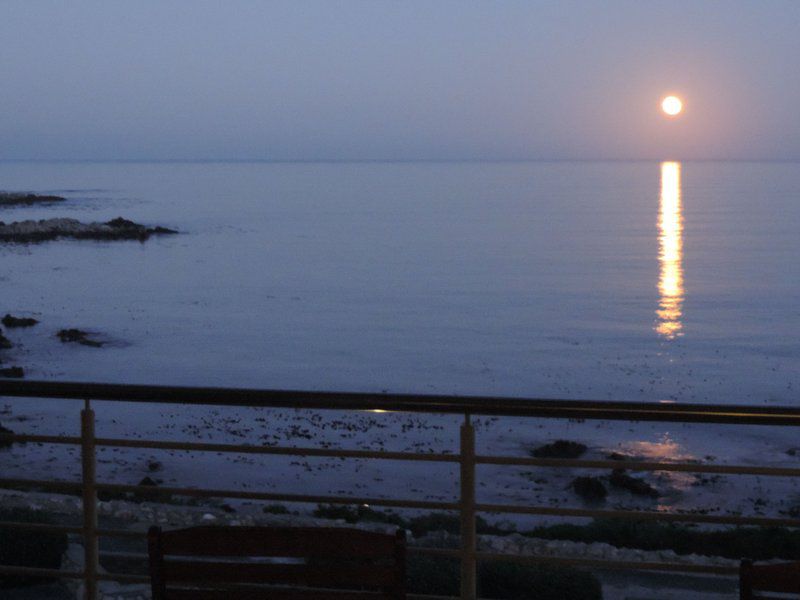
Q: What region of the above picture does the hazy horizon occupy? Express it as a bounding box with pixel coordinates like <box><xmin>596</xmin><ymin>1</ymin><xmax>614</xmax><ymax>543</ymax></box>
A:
<box><xmin>3</xmin><ymin>1</ymin><xmax>800</xmax><ymax>162</ymax></box>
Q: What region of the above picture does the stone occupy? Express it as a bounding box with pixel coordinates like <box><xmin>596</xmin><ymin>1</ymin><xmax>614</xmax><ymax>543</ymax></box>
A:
<box><xmin>0</xmin><ymin>423</ymin><xmax>15</xmax><ymax>448</ymax></box>
<box><xmin>0</xmin><ymin>217</ymin><xmax>178</xmax><ymax>243</ymax></box>
<box><xmin>57</xmin><ymin>329</ymin><xmax>104</xmax><ymax>348</ymax></box>
<box><xmin>609</xmin><ymin>468</ymin><xmax>659</xmax><ymax>497</ymax></box>
<box><xmin>2</xmin><ymin>314</ymin><xmax>39</xmax><ymax>328</ymax></box>
<box><xmin>571</xmin><ymin>476</ymin><xmax>608</xmax><ymax>502</ymax></box>
<box><xmin>0</xmin><ymin>366</ymin><xmax>24</xmax><ymax>378</ymax></box>
<box><xmin>0</xmin><ymin>330</ymin><xmax>12</xmax><ymax>349</ymax></box>
<box><xmin>531</xmin><ymin>440</ymin><xmax>588</xmax><ymax>459</ymax></box>
<box><xmin>0</xmin><ymin>192</ymin><xmax>66</xmax><ymax>206</ymax></box>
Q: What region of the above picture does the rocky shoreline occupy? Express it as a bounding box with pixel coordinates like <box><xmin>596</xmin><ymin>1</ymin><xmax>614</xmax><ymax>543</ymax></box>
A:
<box><xmin>0</xmin><ymin>192</ymin><xmax>66</xmax><ymax>206</ymax></box>
<box><xmin>0</xmin><ymin>217</ymin><xmax>178</xmax><ymax>243</ymax></box>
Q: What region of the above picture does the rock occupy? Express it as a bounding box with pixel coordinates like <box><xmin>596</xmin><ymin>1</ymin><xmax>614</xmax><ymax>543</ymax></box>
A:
<box><xmin>0</xmin><ymin>423</ymin><xmax>15</xmax><ymax>448</ymax></box>
<box><xmin>0</xmin><ymin>192</ymin><xmax>66</xmax><ymax>206</ymax></box>
<box><xmin>0</xmin><ymin>366</ymin><xmax>24</xmax><ymax>378</ymax></box>
<box><xmin>607</xmin><ymin>452</ymin><xmax>631</xmax><ymax>461</ymax></box>
<box><xmin>0</xmin><ymin>330</ymin><xmax>12</xmax><ymax>349</ymax></box>
<box><xmin>138</xmin><ymin>476</ymin><xmax>158</xmax><ymax>487</ymax></box>
<box><xmin>609</xmin><ymin>469</ymin><xmax>659</xmax><ymax>497</ymax></box>
<box><xmin>56</xmin><ymin>328</ymin><xmax>104</xmax><ymax>347</ymax></box>
<box><xmin>531</xmin><ymin>440</ymin><xmax>588</xmax><ymax>459</ymax></box>
<box><xmin>2</xmin><ymin>314</ymin><xmax>39</xmax><ymax>328</ymax></box>
<box><xmin>572</xmin><ymin>476</ymin><xmax>607</xmax><ymax>502</ymax></box>
<box><xmin>0</xmin><ymin>217</ymin><xmax>178</xmax><ymax>243</ymax></box>
<box><xmin>147</xmin><ymin>460</ymin><xmax>163</xmax><ymax>472</ymax></box>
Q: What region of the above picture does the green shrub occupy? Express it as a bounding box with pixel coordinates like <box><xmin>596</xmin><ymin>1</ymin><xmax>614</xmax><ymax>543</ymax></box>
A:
<box><xmin>0</xmin><ymin>507</ymin><xmax>68</xmax><ymax>588</ymax></box>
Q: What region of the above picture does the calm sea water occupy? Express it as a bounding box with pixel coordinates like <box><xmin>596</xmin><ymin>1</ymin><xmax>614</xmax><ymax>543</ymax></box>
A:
<box><xmin>1</xmin><ymin>160</ymin><xmax>798</xmax><ymax>404</ymax></box>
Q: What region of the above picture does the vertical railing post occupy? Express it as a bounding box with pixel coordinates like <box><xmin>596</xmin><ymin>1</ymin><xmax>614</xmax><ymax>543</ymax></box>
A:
<box><xmin>81</xmin><ymin>399</ymin><xmax>98</xmax><ymax>600</ymax></box>
<box><xmin>460</xmin><ymin>413</ymin><xmax>477</xmax><ymax>600</ymax></box>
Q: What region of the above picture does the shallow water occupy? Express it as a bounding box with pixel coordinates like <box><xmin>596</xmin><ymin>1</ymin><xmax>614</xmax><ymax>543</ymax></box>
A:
<box><xmin>0</xmin><ymin>160</ymin><xmax>798</xmax><ymax>403</ymax></box>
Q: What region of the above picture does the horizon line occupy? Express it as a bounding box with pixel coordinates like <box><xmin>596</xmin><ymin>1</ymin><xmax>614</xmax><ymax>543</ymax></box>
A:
<box><xmin>2</xmin><ymin>157</ymin><xmax>800</xmax><ymax>164</ymax></box>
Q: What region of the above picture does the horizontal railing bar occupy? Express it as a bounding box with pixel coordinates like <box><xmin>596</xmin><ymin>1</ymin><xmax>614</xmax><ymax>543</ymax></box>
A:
<box><xmin>97</xmin><ymin>527</ymin><xmax>150</xmax><ymax>539</ymax></box>
<box><xmin>473</xmin><ymin>552</ymin><xmax>738</xmax><ymax>575</ymax></box>
<box><xmin>4</xmin><ymin>430</ymin><xmax>797</xmax><ymax>477</ymax></box>
<box><xmin>95</xmin><ymin>573</ymin><xmax>466</xmax><ymax>600</ymax></box>
<box><xmin>94</xmin><ymin>482</ymin><xmax>458</xmax><ymax>510</ymax></box>
<box><xmin>95</xmin><ymin>572</ymin><xmax>150</xmax><ymax>584</ymax></box>
<box><xmin>0</xmin><ymin>564</ymin><xmax>85</xmax><ymax>579</ymax></box>
<box><xmin>95</xmin><ymin>548</ymin><xmax>738</xmax><ymax>577</ymax></box>
<box><xmin>0</xmin><ymin>520</ymin><xmax>83</xmax><ymax>535</ymax></box>
<box><xmin>3</xmin><ymin>379</ymin><xmax>800</xmax><ymax>425</ymax></box>
<box><xmin>98</xmin><ymin>547</ymin><xmax>465</xmax><ymax>560</ymax></box>
<box><xmin>94</xmin><ymin>437</ymin><xmax>459</xmax><ymax>462</ymax></box>
<box><xmin>0</xmin><ymin>477</ymin><xmax>83</xmax><ymax>493</ymax></box>
<box><xmin>0</xmin><ymin>433</ymin><xmax>82</xmax><ymax>445</ymax></box>
<box><xmin>477</xmin><ymin>456</ymin><xmax>800</xmax><ymax>477</ymax></box>
<box><xmin>477</xmin><ymin>503</ymin><xmax>800</xmax><ymax>527</ymax></box>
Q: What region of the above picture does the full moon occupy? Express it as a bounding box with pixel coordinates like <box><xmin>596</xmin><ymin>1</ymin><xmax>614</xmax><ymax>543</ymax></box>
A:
<box><xmin>661</xmin><ymin>95</ymin><xmax>683</xmax><ymax>116</ymax></box>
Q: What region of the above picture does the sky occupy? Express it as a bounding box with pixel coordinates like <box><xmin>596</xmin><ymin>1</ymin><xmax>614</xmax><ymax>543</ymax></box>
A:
<box><xmin>1</xmin><ymin>1</ymin><xmax>799</xmax><ymax>161</ymax></box>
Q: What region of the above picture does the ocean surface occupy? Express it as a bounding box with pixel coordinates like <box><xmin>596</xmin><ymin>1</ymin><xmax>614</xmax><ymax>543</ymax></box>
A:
<box><xmin>1</xmin><ymin>160</ymin><xmax>798</xmax><ymax>404</ymax></box>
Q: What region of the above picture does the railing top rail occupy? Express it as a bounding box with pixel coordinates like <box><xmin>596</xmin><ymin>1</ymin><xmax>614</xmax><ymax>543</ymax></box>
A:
<box><xmin>1</xmin><ymin>379</ymin><xmax>799</xmax><ymax>425</ymax></box>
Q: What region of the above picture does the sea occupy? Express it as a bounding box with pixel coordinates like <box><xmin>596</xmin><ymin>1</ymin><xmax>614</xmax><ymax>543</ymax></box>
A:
<box><xmin>0</xmin><ymin>160</ymin><xmax>797</xmax><ymax>403</ymax></box>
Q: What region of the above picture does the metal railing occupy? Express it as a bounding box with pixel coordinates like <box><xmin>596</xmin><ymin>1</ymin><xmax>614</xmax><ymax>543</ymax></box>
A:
<box><xmin>1</xmin><ymin>379</ymin><xmax>800</xmax><ymax>599</ymax></box>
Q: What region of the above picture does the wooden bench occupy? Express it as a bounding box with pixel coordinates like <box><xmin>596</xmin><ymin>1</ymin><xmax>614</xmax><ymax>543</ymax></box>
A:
<box><xmin>148</xmin><ymin>525</ymin><xmax>406</xmax><ymax>600</ymax></box>
<box><xmin>740</xmin><ymin>559</ymin><xmax>800</xmax><ymax>599</ymax></box>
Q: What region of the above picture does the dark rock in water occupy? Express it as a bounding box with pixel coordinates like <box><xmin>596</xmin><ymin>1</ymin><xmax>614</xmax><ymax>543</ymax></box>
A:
<box><xmin>609</xmin><ymin>469</ymin><xmax>659</xmax><ymax>497</ymax></box>
<box><xmin>0</xmin><ymin>330</ymin><xmax>12</xmax><ymax>349</ymax></box>
<box><xmin>0</xmin><ymin>366</ymin><xmax>24</xmax><ymax>378</ymax></box>
<box><xmin>607</xmin><ymin>452</ymin><xmax>632</xmax><ymax>461</ymax></box>
<box><xmin>0</xmin><ymin>217</ymin><xmax>178</xmax><ymax>243</ymax></box>
<box><xmin>0</xmin><ymin>192</ymin><xmax>66</xmax><ymax>206</ymax></box>
<box><xmin>531</xmin><ymin>440</ymin><xmax>588</xmax><ymax>459</ymax></box>
<box><xmin>2</xmin><ymin>314</ymin><xmax>39</xmax><ymax>328</ymax></box>
<box><xmin>133</xmin><ymin>476</ymin><xmax>171</xmax><ymax>503</ymax></box>
<box><xmin>572</xmin><ymin>476</ymin><xmax>608</xmax><ymax>502</ymax></box>
<box><xmin>147</xmin><ymin>460</ymin><xmax>163</xmax><ymax>472</ymax></box>
<box><xmin>0</xmin><ymin>423</ymin><xmax>15</xmax><ymax>448</ymax></box>
<box><xmin>56</xmin><ymin>328</ymin><xmax>104</xmax><ymax>348</ymax></box>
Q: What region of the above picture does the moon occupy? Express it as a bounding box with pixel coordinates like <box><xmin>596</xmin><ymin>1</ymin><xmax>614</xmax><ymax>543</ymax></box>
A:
<box><xmin>661</xmin><ymin>95</ymin><xmax>683</xmax><ymax>116</ymax></box>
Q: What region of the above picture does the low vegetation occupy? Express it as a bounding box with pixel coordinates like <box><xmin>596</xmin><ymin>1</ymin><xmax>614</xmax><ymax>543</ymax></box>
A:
<box><xmin>528</xmin><ymin>519</ymin><xmax>800</xmax><ymax>561</ymax></box>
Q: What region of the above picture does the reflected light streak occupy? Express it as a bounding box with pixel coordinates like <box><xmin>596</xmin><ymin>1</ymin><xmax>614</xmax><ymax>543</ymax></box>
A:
<box><xmin>656</xmin><ymin>162</ymin><xmax>684</xmax><ymax>339</ymax></box>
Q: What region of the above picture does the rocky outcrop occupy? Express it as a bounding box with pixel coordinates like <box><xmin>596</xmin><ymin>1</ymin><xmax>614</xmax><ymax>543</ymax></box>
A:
<box><xmin>0</xmin><ymin>217</ymin><xmax>178</xmax><ymax>243</ymax></box>
<box><xmin>0</xmin><ymin>366</ymin><xmax>24</xmax><ymax>378</ymax></box>
<box><xmin>572</xmin><ymin>476</ymin><xmax>608</xmax><ymax>502</ymax></box>
<box><xmin>609</xmin><ymin>468</ymin><xmax>660</xmax><ymax>497</ymax></box>
<box><xmin>531</xmin><ymin>440</ymin><xmax>588</xmax><ymax>459</ymax></box>
<box><xmin>0</xmin><ymin>192</ymin><xmax>65</xmax><ymax>206</ymax></box>
<box><xmin>0</xmin><ymin>423</ymin><xmax>16</xmax><ymax>448</ymax></box>
<box><xmin>56</xmin><ymin>329</ymin><xmax>104</xmax><ymax>348</ymax></box>
<box><xmin>2</xmin><ymin>314</ymin><xmax>38</xmax><ymax>328</ymax></box>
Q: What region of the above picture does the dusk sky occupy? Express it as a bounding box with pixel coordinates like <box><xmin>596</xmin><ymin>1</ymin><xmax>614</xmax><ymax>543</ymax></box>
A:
<box><xmin>2</xmin><ymin>1</ymin><xmax>799</xmax><ymax>161</ymax></box>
